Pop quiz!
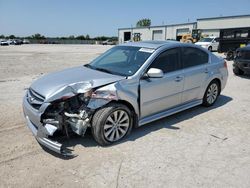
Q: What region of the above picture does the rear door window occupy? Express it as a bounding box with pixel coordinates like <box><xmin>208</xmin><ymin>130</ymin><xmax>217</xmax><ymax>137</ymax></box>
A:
<box><xmin>182</xmin><ymin>47</ymin><xmax>209</xmax><ymax>68</ymax></box>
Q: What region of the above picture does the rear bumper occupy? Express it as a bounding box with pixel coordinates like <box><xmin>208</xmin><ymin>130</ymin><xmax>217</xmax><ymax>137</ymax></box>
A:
<box><xmin>23</xmin><ymin>94</ymin><xmax>71</xmax><ymax>156</ymax></box>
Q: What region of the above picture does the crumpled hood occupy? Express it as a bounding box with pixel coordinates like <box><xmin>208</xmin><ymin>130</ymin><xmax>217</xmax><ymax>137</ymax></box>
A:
<box><xmin>30</xmin><ymin>66</ymin><xmax>125</xmax><ymax>102</ymax></box>
<box><xmin>195</xmin><ymin>42</ymin><xmax>210</xmax><ymax>46</ymax></box>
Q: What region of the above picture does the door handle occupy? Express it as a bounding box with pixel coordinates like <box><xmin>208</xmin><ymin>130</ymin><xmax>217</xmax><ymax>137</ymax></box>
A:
<box><xmin>175</xmin><ymin>76</ymin><xmax>183</xmax><ymax>82</ymax></box>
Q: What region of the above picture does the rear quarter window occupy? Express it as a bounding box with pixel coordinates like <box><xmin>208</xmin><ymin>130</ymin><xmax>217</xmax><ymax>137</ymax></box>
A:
<box><xmin>182</xmin><ymin>47</ymin><xmax>209</xmax><ymax>68</ymax></box>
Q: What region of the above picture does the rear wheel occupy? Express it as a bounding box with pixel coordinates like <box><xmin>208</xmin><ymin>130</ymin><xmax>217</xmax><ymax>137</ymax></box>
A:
<box><xmin>202</xmin><ymin>80</ymin><xmax>220</xmax><ymax>107</ymax></box>
<box><xmin>91</xmin><ymin>103</ymin><xmax>133</xmax><ymax>146</ymax></box>
<box><xmin>233</xmin><ymin>65</ymin><xmax>244</xmax><ymax>75</ymax></box>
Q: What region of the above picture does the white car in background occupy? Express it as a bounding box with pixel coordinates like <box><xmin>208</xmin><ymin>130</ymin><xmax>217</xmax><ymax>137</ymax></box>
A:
<box><xmin>195</xmin><ymin>36</ymin><xmax>219</xmax><ymax>51</ymax></box>
<box><xmin>0</xmin><ymin>39</ymin><xmax>9</xmax><ymax>46</ymax></box>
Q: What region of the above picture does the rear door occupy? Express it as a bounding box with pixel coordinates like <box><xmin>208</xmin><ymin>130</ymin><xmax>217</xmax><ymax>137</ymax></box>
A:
<box><xmin>181</xmin><ymin>47</ymin><xmax>209</xmax><ymax>103</ymax></box>
<box><xmin>140</xmin><ymin>48</ymin><xmax>184</xmax><ymax>118</ymax></box>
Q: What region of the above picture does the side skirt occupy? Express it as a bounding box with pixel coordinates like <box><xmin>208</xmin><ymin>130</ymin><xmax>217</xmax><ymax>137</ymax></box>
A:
<box><xmin>138</xmin><ymin>99</ymin><xmax>202</xmax><ymax>126</ymax></box>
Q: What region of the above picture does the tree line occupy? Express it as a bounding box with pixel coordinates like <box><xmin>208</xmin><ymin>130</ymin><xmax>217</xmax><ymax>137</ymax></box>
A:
<box><xmin>0</xmin><ymin>33</ymin><xmax>118</xmax><ymax>41</ymax></box>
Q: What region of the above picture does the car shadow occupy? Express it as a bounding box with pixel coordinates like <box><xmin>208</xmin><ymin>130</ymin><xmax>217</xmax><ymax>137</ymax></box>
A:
<box><xmin>238</xmin><ymin>74</ymin><xmax>250</xmax><ymax>79</ymax></box>
<box><xmin>46</xmin><ymin>95</ymin><xmax>232</xmax><ymax>159</ymax></box>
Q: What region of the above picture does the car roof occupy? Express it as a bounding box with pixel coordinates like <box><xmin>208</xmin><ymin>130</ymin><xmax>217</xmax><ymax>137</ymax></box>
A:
<box><xmin>119</xmin><ymin>40</ymin><xmax>181</xmax><ymax>49</ymax></box>
<box><xmin>118</xmin><ymin>40</ymin><xmax>204</xmax><ymax>51</ymax></box>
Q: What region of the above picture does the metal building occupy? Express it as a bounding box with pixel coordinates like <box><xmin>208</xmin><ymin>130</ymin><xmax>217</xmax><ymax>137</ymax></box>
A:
<box><xmin>118</xmin><ymin>14</ymin><xmax>250</xmax><ymax>43</ymax></box>
<box><xmin>196</xmin><ymin>15</ymin><xmax>250</xmax><ymax>37</ymax></box>
<box><xmin>118</xmin><ymin>23</ymin><xmax>196</xmax><ymax>43</ymax></box>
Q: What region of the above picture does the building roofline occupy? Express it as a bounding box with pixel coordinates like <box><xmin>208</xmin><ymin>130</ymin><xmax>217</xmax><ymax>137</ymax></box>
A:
<box><xmin>118</xmin><ymin>22</ymin><xmax>196</xmax><ymax>30</ymax></box>
<box><xmin>197</xmin><ymin>14</ymin><xmax>250</xmax><ymax>21</ymax></box>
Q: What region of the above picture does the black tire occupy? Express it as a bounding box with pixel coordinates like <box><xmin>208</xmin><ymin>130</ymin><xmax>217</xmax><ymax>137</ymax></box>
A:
<box><xmin>208</xmin><ymin>46</ymin><xmax>212</xmax><ymax>52</ymax></box>
<box><xmin>91</xmin><ymin>103</ymin><xmax>133</xmax><ymax>146</ymax></box>
<box><xmin>202</xmin><ymin>80</ymin><xmax>220</xmax><ymax>107</ymax></box>
<box><xmin>233</xmin><ymin>65</ymin><xmax>244</xmax><ymax>75</ymax></box>
<box><xmin>226</xmin><ymin>51</ymin><xmax>234</xmax><ymax>61</ymax></box>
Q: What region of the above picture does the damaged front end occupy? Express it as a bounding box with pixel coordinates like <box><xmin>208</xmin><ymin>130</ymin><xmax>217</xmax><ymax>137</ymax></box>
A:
<box><xmin>23</xmin><ymin>81</ymin><xmax>118</xmax><ymax>156</ymax></box>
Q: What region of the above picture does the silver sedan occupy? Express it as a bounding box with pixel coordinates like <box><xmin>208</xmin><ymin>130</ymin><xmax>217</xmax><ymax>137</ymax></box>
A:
<box><xmin>23</xmin><ymin>41</ymin><xmax>228</xmax><ymax>155</ymax></box>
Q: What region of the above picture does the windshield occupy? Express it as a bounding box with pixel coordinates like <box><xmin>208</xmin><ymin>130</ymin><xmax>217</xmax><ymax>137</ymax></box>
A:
<box><xmin>86</xmin><ymin>46</ymin><xmax>153</xmax><ymax>76</ymax></box>
<box><xmin>199</xmin><ymin>38</ymin><xmax>213</xmax><ymax>42</ymax></box>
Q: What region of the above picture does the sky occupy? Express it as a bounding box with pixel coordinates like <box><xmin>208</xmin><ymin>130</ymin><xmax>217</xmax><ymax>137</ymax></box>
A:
<box><xmin>0</xmin><ymin>0</ymin><xmax>250</xmax><ymax>37</ymax></box>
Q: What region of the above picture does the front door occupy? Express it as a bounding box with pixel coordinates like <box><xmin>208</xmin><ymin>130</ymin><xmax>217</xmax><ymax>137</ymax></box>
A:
<box><xmin>211</xmin><ymin>38</ymin><xmax>219</xmax><ymax>51</ymax></box>
<box><xmin>140</xmin><ymin>48</ymin><xmax>184</xmax><ymax>118</ymax></box>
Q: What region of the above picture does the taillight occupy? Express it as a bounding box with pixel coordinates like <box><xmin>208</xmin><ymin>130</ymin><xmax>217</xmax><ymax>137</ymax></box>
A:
<box><xmin>224</xmin><ymin>61</ymin><xmax>227</xmax><ymax>69</ymax></box>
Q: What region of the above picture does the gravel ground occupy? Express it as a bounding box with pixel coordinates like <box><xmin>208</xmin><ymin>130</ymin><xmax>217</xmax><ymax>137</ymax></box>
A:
<box><xmin>0</xmin><ymin>44</ymin><xmax>250</xmax><ymax>188</ymax></box>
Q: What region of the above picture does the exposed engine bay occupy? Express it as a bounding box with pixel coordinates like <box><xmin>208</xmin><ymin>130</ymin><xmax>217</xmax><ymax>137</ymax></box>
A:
<box><xmin>29</xmin><ymin>83</ymin><xmax>120</xmax><ymax>156</ymax></box>
<box><xmin>41</xmin><ymin>92</ymin><xmax>93</xmax><ymax>138</ymax></box>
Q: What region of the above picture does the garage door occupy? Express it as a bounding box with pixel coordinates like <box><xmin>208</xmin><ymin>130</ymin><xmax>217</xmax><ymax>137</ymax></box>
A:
<box><xmin>176</xmin><ymin>28</ymin><xmax>190</xmax><ymax>36</ymax></box>
<box><xmin>152</xmin><ymin>30</ymin><xmax>163</xmax><ymax>40</ymax></box>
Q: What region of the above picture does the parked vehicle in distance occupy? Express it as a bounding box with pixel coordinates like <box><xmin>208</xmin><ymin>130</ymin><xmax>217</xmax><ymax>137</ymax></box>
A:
<box><xmin>218</xmin><ymin>27</ymin><xmax>250</xmax><ymax>60</ymax></box>
<box><xmin>233</xmin><ymin>45</ymin><xmax>250</xmax><ymax>75</ymax></box>
<box><xmin>7</xmin><ymin>39</ymin><xmax>14</xmax><ymax>45</ymax></box>
<box><xmin>180</xmin><ymin>29</ymin><xmax>202</xmax><ymax>43</ymax></box>
<box><xmin>124</xmin><ymin>40</ymin><xmax>132</xmax><ymax>43</ymax></box>
<box><xmin>23</xmin><ymin>41</ymin><xmax>228</xmax><ymax>155</ymax></box>
<box><xmin>102</xmin><ymin>39</ymin><xmax>116</xmax><ymax>45</ymax></box>
<box><xmin>22</xmin><ymin>39</ymin><xmax>30</xmax><ymax>44</ymax></box>
<box><xmin>0</xmin><ymin>39</ymin><xmax>9</xmax><ymax>46</ymax></box>
<box><xmin>13</xmin><ymin>39</ymin><xmax>23</xmax><ymax>45</ymax></box>
<box><xmin>195</xmin><ymin>36</ymin><xmax>219</xmax><ymax>51</ymax></box>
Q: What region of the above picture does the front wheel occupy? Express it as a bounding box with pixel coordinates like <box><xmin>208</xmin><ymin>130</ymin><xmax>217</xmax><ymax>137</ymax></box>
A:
<box><xmin>208</xmin><ymin>46</ymin><xmax>212</xmax><ymax>52</ymax></box>
<box><xmin>91</xmin><ymin>103</ymin><xmax>133</xmax><ymax>146</ymax></box>
<box><xmin>202</xmin><ymin>80</ymin><xmax>220</xmax><ymax>107</ymax></box>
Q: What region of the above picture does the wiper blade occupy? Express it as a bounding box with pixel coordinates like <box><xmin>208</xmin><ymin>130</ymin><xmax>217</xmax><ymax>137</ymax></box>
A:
<box><xmin>85</xmin><ymin>64</ymin><xmax>126</xmax><ymax>76</ymax></box>
<box><xmin>84</xmin><ymin>64</ymin><xmax>94</xmax><ymax>69</ymax></box>
<box><xmin>94</xmin><ymin>67</ymin><xmax>114</xmax><ymax>74</ymax></box>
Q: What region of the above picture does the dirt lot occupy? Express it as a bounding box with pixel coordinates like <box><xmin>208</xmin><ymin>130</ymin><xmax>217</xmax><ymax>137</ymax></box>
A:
<box><xmin>0</xmin><ymin>44</ymin><xmax>250</xmax><ymax>188</ymax></box>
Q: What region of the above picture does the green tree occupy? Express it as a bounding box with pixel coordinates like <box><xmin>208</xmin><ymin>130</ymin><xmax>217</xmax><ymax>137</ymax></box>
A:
<box><xmin>85</xmin><ymin>34</ymin><xmax>90</xmax><ymax>40</ymax></box>
<box><xmin>136</xmin><ymin>18</ymin><xmax>151</xmax><ymax>27</ymax></box>
<box><xmin>68</xmin><ymin>35</ymin><xmax>75</xmax><ymax>39</ymax></box>
<box><xmin>31</xmin><ymin>33</ymin><xmax>46</xmax><ymax>40</ymax></box>
<box><xmin>8</xmin><ymin>35</ymin><xmax>16</xmax><ymax>39</ymax></box>
<box><xmin>76</xmin><ymin>35</ymin><xmax>85</xmax><ymax>40</ymax></box>
<box><xmin>0</xmin><ymin>35</ymin><xmax>5</xmax><ymax>39</ymax></box>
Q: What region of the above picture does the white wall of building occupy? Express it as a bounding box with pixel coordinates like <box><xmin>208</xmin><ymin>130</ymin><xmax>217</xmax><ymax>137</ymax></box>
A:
<box><xmin>197</xmin><ymin>16</ymin><xmax>250</xmax><ymax>30</ymax></box>
<box><xmin>118</xmin><ymin>23</ymin><xmax>196</xmax><ymax>43</ymax></box>
<box><xmin>118</xmin><ymin>27</ymin><xmax>166</xmax><ymax>43</ymax></box>
<box><xmin>166</xmin><ymin>23</ymin><xmax>196</xmax><ymax>40</ymax></box>
<box><xmin>200</xmin><ymin>29</ymin><xmax>220</xmax><ymax>37</ymax></box>
<box><xmin>118</xmin><ymin>15</ymin><xmax>250</xmax><ymax>43</ymax></box>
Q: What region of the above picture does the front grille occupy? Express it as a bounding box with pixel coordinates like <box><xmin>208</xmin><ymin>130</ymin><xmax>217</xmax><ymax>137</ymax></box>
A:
<box><xmin>27</xmin><ymin>88</ymin><xmax>45</xmax><ymax>110</ymax></box>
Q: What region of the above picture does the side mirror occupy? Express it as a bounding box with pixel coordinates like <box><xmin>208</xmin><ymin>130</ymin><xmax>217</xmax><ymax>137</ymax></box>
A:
<box><xmin>147</xmin><ymin>68</ymin><xmax>164</xmax><ymax>78</ymax></box>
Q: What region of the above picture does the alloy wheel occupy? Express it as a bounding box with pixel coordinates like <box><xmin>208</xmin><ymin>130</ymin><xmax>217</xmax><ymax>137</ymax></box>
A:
<box><xmin>103</xmin><ymin>110</ymin><xmax>130</xmax><ymax>142</ymax></box>
<box><xmin>206</xmin><ymin>83</ymin><xmax>218</xmax><ymax>104</ymax></box>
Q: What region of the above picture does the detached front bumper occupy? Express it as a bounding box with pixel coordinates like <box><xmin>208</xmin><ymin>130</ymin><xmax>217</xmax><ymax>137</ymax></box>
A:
<box><xmin>24</xmin><ymin>115</ymin><xmax>63</xmax><ymax>154</ymax></box>
<box><xmin>23</xmin><ymin>95</ymin><xmax>71</xmax><ymax>156</ymax></box>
